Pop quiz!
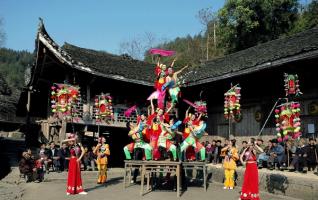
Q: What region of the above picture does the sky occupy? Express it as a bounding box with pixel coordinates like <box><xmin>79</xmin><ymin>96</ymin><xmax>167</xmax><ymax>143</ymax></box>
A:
<box><xmin>0</xmin><ymin>0</ymin><xmax>225</xmax><ymax>54</ymax></box>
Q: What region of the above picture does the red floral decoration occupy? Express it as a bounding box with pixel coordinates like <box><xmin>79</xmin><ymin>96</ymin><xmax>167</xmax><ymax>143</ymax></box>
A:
<box><xmin>94</xmin><ymin>94</ymin><xmax>113</xmax><ymax>122</ymax></box>
<box><xmin>50</xmin><ymin>83</ymin><xmax>80</xmax><ymax>121</ymax></box>
<box><xmin>224</xmin><ymin>85</ymin><xmax>241</xmax><ymax>120</ymax></box>
<box><xmin>275</xmin><ymin>102</ymin><xmax>301</xmax><ymax>142</ymax></box>
<box><xmin>284</xmin><ymin>73</ymin><xmax>301</xmax><ymax>96</ymax></box>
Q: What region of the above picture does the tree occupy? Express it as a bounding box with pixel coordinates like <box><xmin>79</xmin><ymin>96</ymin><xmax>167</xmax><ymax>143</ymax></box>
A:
<box><xmin>217</xmin><ymin>0</ymin><xmax>299</xmax><ymax>53</ymax></box>
<box><xmin>196</xmin><ymin>7</ymin><xmax>217</xmax><ymax>60</ymax></box>
<box><xmin>119</xmin><ymin>32</ymin><xmax>159</xmax><ymax>60</ymax></box>
<box><xmin>0</xmin><ymin>17</ymin><xmax>6</xmax><ymax>47</ymax></box>
<box><xmin>290</xmin><ymin>0</ymin><xmax>318</xmax><ymax>34</ymax></box>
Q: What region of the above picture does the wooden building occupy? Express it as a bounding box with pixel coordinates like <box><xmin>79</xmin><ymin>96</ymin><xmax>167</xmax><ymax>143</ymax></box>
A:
<box><xmin>183</xmin><ymin>27</ymin><xmax>318</xmax><ymax>138</ymax></box>
<box><xmin>18</xmin><ymin>19</ymin><xmax>318</xmax><ymax>165</ymax></box>
<box><xmin>18</xmin><ymin>19</ymin><xmax>162</xmax><ymax>166</ymax></box>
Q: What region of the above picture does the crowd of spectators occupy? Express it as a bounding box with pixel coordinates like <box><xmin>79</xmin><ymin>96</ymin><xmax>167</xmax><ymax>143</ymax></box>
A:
<box><xmin>203</xmin><ymin>137</ymin><xmax>318</xmax><ymax>173</ymax></box>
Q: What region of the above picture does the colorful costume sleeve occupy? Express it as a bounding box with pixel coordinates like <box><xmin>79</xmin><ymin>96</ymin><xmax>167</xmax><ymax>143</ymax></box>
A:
<box><xmin>163</xmin><ymin>112</ymin><xmax>170</xmax><ymax>123</ymax></box>
<box><xmin>147</xmin><ymin>113</ymin><xmax>157</xmax><ymax>126</ymax></box>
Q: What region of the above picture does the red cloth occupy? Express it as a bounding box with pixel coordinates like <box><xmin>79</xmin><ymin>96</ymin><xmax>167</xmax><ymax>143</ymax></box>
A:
<box><xmin>163</xmin><ymin>112</ymin><xmax>170</xmax><ymax>123</ymax></box>
<box><xmin>183</xmin><ymin>117</ymin><xmax>190</xmax><ymax>124</ymax></box>
<box><xmin>147</xmin><ymin>114</ymin><xmax>157</xmax><ymax>126</ymax></box>
<box><xmin>240</xmin><ymin>162</ymin><xmax>260</xmax><ymax>200</ymax></box>
<box><xmin>192</xmin><ymin>119</ymin><xmax>200</xmax><ymax>126</ymax></box>
<box><xmin>186</xmin><ymin>147</ymin><xmax>196</xmax><ymax>161</ymax></box>
<box><xmin>67</xmin><ymin>157</ymin><xmax>84</xmax><ymax>194</ymax></box>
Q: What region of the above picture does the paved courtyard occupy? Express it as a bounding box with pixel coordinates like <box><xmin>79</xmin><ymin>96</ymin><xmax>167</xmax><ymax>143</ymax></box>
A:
<box><xmin>16</xmin><ymin>169</ymin><xmax>300</xmax><ymax>200</ymax></box>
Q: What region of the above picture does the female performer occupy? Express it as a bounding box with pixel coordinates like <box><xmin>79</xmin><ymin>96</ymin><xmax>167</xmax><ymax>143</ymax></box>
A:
<box><xmin>61</xmin><ymin>133</ymin><xmax>87</xmax><ymax>195</ymax></box>
<box><xmin>221</xmin><ymin>139</ymin><xmax>239</xmax><ymax>190</ymax></box>
<box><xmin>239</xmin><ymin>142</ymin><xmax>263</xmax><ymax>200</ymax></box>
<box><xmin>94</xmin><ymin>137</ymin><xmax>110</xmax><ymax>184</ymax></box>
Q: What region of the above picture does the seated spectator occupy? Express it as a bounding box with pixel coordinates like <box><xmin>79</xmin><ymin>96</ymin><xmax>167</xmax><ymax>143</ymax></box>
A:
<box><xmin>307</xmin><ymin>138</ymin><xmax>318</xmax><ymax>171</ymax></box>
<box><xmin>19</xmin><ymin>151</ymin><xmax>36</xmax><ymax>182</ymax></box>
<box><xmin>268</xmin><ymin>139</ymin><xmax>286</xmax><ymax>170</ymax></box>
<box><xmin>289</xmin><ymin>138</ymin><xmax>308</xmax><ymax>172</ymax></box>
<box><xmin>82</xmin><ymin>146</ymin><xmax>91</xmax><ymax>171</ymax></box>
<box><xmin>38</xmin><ymin>143</ymin><xmax>51</xmax><ymax>173</ymax></box>
<box><xmin>205</xmin><ymin>141</ymin><xmax>215</xmax><ymax>163</ymax></box>
<box><xmin>239</xmin><ymin>141</ymin><xmax>248</xmax><ymax>155</ymax></box>
<box><xmin>88</xmin><ymin>146</ymin><xmax>97</xmax><ymax>171</ymax></box>
<box><xmin>213</xmin><ymin>140</ymin><xmax>222</xmax><ymax>164</ymax></box>
<box><xmin>285</xmin><ymin>140</ymin><xmax>297</xmax><ymax>168</ymax></box>
<box><xmin>237</xmin><ymin>141</ymin><xmax>247</xmax><ymax>166</ymax></box>
<box><xmin>255</xmin><ymin>139</ymin><xmax>265</xmax><ymax>167</ymax></box>
<box><xmin>34</xmin><ymin>155</ymin><xmax>45</xmax><ymax>182</ymax></box>
<box><xmin>257</xmin><ymin>140</ymin><xmax>272</xmax><ymax>168</ymax></box>
<box><xmin>58</xmin><ymin>143</ymin><xmax>70</xmax><ymax>171</ymax></box>
<box><xmin>47</xmin><ymin>141</ymin><xmax>60</xmax><ymax>172</ymax></box>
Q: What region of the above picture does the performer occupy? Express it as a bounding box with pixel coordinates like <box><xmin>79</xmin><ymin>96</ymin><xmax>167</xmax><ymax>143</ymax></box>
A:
<box><xmin>182</xmin><ymin>108</ymin><xmax>201</xmax><ymax>160</ymax></box>
<box><xmin>221</xmin><ymin>139</ymin><xmax>239</xmax><ymax>190</ymax></box>
<box><xmin>123</xmin><ymin>114</ymin><xmax>152</xmax><ymax>160</ymax></box>
<box><xmin>163</xmin><ymin>64</ymin><xmax>188</xmax><ymax>109</ymax></box>
<box><xmin>158</xmin><ymin>118</ymin><xmax>182</xmax><ymax>161</ymax></box>
<box><xmin>94</xmin><ymin>137</ymin><xmax>110</xmax><ymax>184</ymax></box>
<box><xmin>147</xmin><ymin>99</ymin><xmax>171</xmax><ymax>160</ymax></box>
<box><xmin>239</xmin><ymin>142</ymin><xmax>263</xmax><ymax>200</ymax></box>
<box><xmin>180</xmin><ymin>119</ymin><xmax>206</xmax><ymax>161</ymax></box>
<box><xmin>61</xmin><ymin>133</ymin><xmax>87</xmax><ymax>195</ymax></box>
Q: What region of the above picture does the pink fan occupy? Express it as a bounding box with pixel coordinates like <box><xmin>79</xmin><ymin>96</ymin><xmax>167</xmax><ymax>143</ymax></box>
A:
<box><xmin>149</xmin><ymin>48</ymin><xmax>175</xmax><ymax>57</ymax></box>
<box><xmin>124</xmin><ymin>105</ymin><xmax>137</xmax><ymax>117</ymax></box>
<box><xmin>183</xmin><ymin>99</ymin><xmax>197</xmax><ymax>108</ymax></box>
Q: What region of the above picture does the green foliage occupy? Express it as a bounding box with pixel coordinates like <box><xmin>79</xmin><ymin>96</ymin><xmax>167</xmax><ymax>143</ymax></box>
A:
<box><xmin>0</xmin><ymin>48</ymin><xmax>33</xmax><ymax>89</ymax></box>
<box><xmin>217</xmin><ymin>0</ymin><xmax>299</xmax><ymax>53</ymax></box>
<box><xmin>290</xmin><ymin>0</ymin><xmax>318</xmax><ymax>34</ymax></box>
<box><xmin>144</xmin><ymin>33</ymin><xmax>224</xmax><ymax>67</ymax></box>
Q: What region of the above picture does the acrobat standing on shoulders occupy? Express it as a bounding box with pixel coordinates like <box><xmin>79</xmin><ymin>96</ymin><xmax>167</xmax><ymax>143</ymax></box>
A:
<box><xmin>162</xmin><ymin>61</ymin><xmax>188</xmax><ymax>109</ymax></box>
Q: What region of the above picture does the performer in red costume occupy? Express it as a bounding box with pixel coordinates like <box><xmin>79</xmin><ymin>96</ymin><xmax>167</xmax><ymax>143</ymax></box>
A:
<box><xmin>239</xmin><ymin>142</ymin><xmax>263</xmax><ymax>200</ymax></box>
<box><xmin>61</xmin><ymin>133</ymin><xmax>87</xmax><ymax>195</ymax></box>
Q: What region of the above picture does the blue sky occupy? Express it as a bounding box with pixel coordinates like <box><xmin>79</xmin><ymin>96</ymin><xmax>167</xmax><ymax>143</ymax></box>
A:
<box><xmin>0</xmin><ymin>0</ymin><xmax>225</xmax><ymax>54</ymax></box>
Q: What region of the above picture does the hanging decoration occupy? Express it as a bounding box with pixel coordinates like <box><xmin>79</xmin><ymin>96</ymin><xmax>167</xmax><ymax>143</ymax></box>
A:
<box><xmin>275</xmin><ymin>102</ymin><xmax>301</xmax><ymax>142</ymax></box>
<box><xmin>224</xmin><ymin>84</ymin><xmax>241</xmax><ymax>120</ymax></box>
<box><xmin>284</xmin><ymin>73</ymin><xmax>302</xmax><ymax>96</ymax></box>
<box><xmin>50</xmin><ymin>83</ymin><xmax>80</xmax><ymax>121</ymax></box>
<box><xmin>94</xmin><ymin>93</ymin><xmax>113</xmax><ymax>122</ymax></box>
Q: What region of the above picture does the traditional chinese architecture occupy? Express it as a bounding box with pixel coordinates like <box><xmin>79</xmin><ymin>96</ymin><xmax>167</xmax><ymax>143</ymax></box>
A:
<box><xmin>183</xmin><ymin>27</ymin><xmax>318</xmax><ymax>138</ymax></box>
<box><xmin>18</xmin><ymin>19</ymin><xmax>161</xmax><ymax>166</ymax></box>
<box><xmin>17</xmin><ymin>19</ymin><xmax>318</xmax><ymax>166</ymax></box>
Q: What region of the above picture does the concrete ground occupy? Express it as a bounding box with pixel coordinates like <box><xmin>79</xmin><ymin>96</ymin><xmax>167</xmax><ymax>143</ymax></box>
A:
<box><xmin>18</xmin><ymin>168</ymin><xmax>301</xmax><ymax>200</ymax></box>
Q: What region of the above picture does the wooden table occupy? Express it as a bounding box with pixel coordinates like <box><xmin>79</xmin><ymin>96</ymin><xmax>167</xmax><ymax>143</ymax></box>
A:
<box><xmin>182</xmin><ymin>161</ymin><xmax>208</xmax><ymax>191</ymax></box>
<box><xmin>140</xmin><ymin>161</ymin><xmax>182</xmax><ymax>197</ymax></box>
<box><xmin>123</xmin><ymin>160</ymin><xmax>144</xmax><ymax>188</ymax></box>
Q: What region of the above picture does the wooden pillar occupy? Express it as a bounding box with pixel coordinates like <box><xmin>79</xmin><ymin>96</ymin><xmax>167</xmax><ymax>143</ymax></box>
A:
<box><xmin>86</xmin><ymin>84</ymin><xmax>91</xmax><ymax>105</ymax></box>
<box><xmin>25</xmin><ymin>87</ymin><xmax>32</xmax><ymax>147</ymax></box>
